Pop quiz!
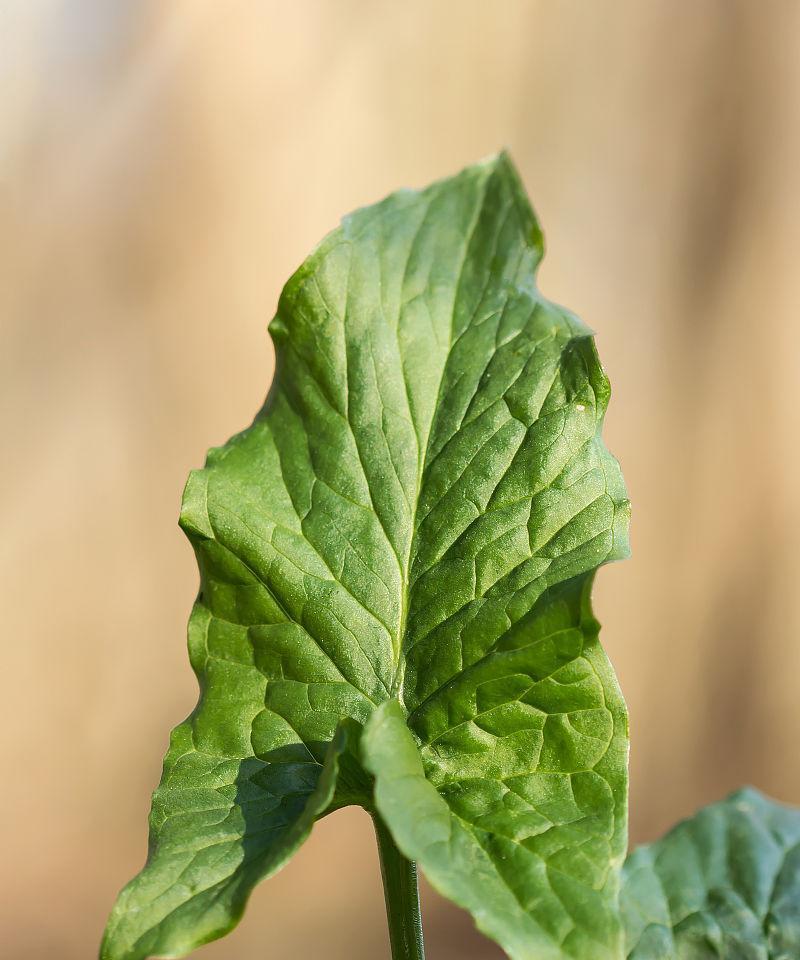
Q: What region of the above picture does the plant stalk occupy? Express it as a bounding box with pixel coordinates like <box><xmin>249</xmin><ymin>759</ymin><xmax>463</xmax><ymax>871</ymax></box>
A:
<box><xmin>373</xmin><ymin>815</ymin><xmax>425</xmax><ymax>960</ymax></box>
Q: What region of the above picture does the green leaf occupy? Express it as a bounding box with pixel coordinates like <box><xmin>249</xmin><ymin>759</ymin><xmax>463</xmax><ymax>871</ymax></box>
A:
<box><xmin>101</xmin><ymin>152</ymin><xmax>630</xmax><ymax>959</ymax></box>
<box><xmin>622</xmin><ymin>788</ymin><xmax>800</xmax><ymax>959</ymax></box>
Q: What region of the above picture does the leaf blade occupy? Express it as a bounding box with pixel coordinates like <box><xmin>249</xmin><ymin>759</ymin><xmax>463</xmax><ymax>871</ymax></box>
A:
<box><xmin>102</xmin><ymin>153</ymin><xmax>631</xmax><ymax>959</ymax></box>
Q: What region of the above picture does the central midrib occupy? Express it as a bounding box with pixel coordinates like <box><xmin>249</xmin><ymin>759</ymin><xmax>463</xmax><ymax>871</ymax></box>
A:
<box><xmin>389</xmin><ymin>169</ymin><xmax>493</xmax><ymax>704</ymax></box>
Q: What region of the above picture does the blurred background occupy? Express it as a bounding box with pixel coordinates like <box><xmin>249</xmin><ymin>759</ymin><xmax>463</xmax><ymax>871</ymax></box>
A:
<box><xmin>3</xmin><ymin>1</ymin><xmax>800</xmax><ymax>957</ymax></box>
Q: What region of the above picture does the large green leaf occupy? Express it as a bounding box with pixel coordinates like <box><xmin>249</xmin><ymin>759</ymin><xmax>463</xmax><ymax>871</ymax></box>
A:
<box><xmin>101</xmin><ymin>153</ymin><xmax>630</xmax><ymax>960</ymax></box>
<box><xmin>622</xmin><ymin>788</ymin><xmax>800</xmax><ymax>959</ymax></box>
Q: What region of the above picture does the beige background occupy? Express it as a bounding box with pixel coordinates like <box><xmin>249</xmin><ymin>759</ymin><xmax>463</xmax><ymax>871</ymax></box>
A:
<box><xmin>3</xmin><ymin>2</ymin><xmax>800</xmax><ymax>958</ymax></box>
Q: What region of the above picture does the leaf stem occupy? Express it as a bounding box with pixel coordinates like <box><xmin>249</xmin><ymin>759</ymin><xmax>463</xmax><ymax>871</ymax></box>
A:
<box><xmin>373</xmin><ymin>815</ymin><xmax>425</xmax><ymax>960</ymax></box>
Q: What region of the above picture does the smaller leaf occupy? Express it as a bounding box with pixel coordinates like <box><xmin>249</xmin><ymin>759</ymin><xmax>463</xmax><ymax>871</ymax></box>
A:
<box><xmin>621</xmin><ymin>787</ymin><xmax>800</xmax><ymax>959</ymax></box>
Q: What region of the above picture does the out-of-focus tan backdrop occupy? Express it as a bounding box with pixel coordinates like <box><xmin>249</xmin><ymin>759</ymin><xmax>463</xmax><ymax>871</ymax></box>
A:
<box><xmin>3</xmin><ymin>2</ymin><xmax>800</xmax><ymax>958</ymax></box>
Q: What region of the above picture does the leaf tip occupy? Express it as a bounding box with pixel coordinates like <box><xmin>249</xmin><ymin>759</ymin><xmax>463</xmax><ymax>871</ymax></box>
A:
<box><xmin>725</xmin><ymin>784</ymin><xmax>781</xmax><ymax>813</ymax></box>
<box><xmin>487</xmin><ymin>148</ymin><xmax>546</xmax><ymax>259</ymax></box>
<box><xmin>728</xmin><ymin>784</ymin><xmax>763</xmax><ymax>800</ymax></box>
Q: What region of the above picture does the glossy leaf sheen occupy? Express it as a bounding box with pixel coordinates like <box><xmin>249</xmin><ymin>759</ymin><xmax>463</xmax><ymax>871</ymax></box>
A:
<box><xmin>101</xmin><ymin>154</ymin><xmax>631</xmax><ymax>960</ymax></box>
<box><xmin>622</xmin><ymin>788</ymin><xmax>800</xmax><ymax>960</ymax></box>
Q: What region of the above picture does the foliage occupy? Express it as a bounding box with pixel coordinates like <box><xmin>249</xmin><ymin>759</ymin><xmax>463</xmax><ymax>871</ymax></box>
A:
<box><xmin>101</xmin><ymin>156</ymin><xmax>799</xmax><ymax>960</ymax></box>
